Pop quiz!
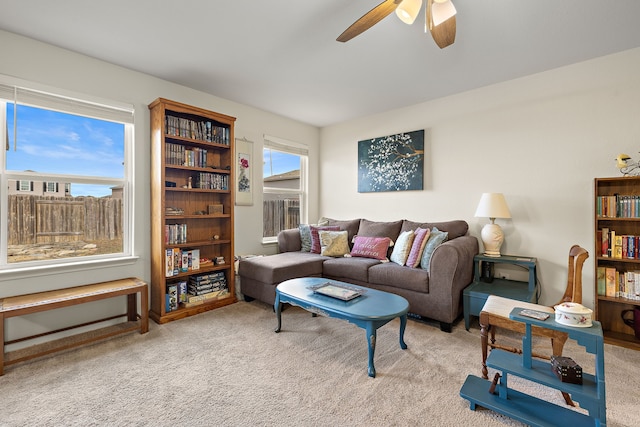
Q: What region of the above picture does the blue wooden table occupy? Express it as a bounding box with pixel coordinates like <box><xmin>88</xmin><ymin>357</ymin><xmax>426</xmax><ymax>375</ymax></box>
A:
<box><xmin>460</xmin><ymin>307</ymin><xmax>606</xmax><ymax>426</ymax></box>
<box><xmin>274</xmin><ymin>277</ymin><xmax>409</xmax><ymax>378</ymax></box>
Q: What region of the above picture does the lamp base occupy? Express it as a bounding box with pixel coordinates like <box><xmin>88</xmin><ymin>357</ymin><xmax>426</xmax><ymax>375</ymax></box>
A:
<box><xmin>480</xmin><ymin>223</ymin><xmax>504</xmax><ymax>257</ymax></box>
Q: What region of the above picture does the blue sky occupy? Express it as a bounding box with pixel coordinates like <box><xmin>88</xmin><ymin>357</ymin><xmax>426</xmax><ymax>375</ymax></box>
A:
<box><xmin>263</xmin><ymin>148</ymin><xmax>299</xmax><ymax>178</ymax></box>
<box><xmin>6</xmin><ymin>103</ymin><xmax>124</xmax><ymax>197</ymax></box>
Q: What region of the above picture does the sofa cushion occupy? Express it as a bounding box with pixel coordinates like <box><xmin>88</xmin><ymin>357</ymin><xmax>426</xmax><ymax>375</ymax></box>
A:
<box><xmin>319</xmin><ymin>230</ymin><xmax>350</xmax><ymax>257</ymax></box>
<box><xmin>402</xmin><ymin>220</ymin><xmax>468</xmax><ymax>240</ymax></box>
<box><xmin>322</xmin><ymin>218</ymin><xmax>361</xmax><ymax>245</ymax></box>
<box><xmin>322</xmin><ymin>257</ymin><xmax>380</xmax><ymax>283</ymax></box>
<box><xmin>368</xmin><ymin>262</ymin><xmax>430</xmax><ymax>293</ymax></box>
<box><xmin>420</xmin><ymin>227</ymin><xmax>449</xmax><ymax>271</ymax></box>
<box><xmin>350</xmin><ymin>236</ymin><xmax>392</xmax><ymax>260</ymax></box>
<box><xmin>390</xmin><ymin>230</ymin><xmax>415</xmax><ymax>265</ymax></box>
<box><xmin>406</xmin><ymin>227</ymin><xmax>430</xmax><ymax>268</ymax></box>
<box><xmin>238</xmin><ymin>252</ymin><xmax>326</xmax><ymax>284</ymax></box>
<box><xmin>357</xmin><ymin>219</ymin><xmax>403</xmax><ymax>242</ymax></box>
<box><xmin>310</xmin><ymin>225</ymin><xmax>340</xmax><ymax>253</ymax></box>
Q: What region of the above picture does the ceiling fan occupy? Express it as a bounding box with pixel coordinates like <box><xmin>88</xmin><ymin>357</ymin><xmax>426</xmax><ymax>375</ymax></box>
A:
<box><xmin>337</xmin><ymin>0</ymin><xmax>457</xmax><ymax>49</ymax></box>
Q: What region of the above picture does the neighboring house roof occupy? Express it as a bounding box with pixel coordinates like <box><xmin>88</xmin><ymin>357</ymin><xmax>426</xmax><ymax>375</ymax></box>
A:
<box><xmin>264</xmin><ymin>170</ymin><xmax>300</xmax><ymax>183</ymax></box>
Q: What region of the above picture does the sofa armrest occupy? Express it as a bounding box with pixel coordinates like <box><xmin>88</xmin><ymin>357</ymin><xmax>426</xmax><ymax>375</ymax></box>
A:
<box><xmin>277</xmin><ymin>228</ymin><xmax>302</xmax><ymax>253</ymax></box>
<box><xmin>428</xmin><ymin>235</ymin><xmax>479</xmax><ymax>320</ymax></box>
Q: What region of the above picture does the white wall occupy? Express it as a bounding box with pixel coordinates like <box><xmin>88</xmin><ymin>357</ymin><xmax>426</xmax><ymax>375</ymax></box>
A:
<box><xmin>0</xmin><ymin>30</ymin><xmax>319</xmax><ymax>341</ymax></box>
<box><xmin>320</xmin><ymin>47</ymin><xmax>640</xmax><ymax>308</ymax></box>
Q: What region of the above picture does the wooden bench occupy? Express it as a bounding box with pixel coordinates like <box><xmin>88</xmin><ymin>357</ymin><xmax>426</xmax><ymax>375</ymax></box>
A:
<box><xmin>0</xmin><ymin>277</ymin><xmax>148</xmax><ymax>375</ymax></box>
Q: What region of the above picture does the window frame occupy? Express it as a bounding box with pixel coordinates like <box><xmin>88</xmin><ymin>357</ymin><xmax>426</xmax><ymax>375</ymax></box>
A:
<box><xmin>0</xmin><ymin>75</ymin><xmax>136</xmax><ymax>275</ymax></box>
<box><xmin>262</xmin><ymin>135</ymin><xmax>308</xmax><ymax>244</ymax></box>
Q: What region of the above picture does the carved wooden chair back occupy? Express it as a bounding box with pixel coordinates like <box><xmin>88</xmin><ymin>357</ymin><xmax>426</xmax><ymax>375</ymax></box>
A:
<box><xmin>555</xmin><ymin>244</ymin><xmax>589</xmax><ymax>306</ymax></box>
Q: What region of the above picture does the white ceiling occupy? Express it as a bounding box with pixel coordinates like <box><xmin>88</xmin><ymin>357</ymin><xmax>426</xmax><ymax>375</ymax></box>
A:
<box><xmin>2</xmin><ymin>0</ymin><xmax>640</xmax><ymax>127</ymax></box>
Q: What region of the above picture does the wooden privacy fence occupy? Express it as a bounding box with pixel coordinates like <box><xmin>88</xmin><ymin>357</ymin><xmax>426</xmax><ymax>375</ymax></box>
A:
<box><xmin>8</xmin><ymin>195</ymin><xmax>122</xmax><ymax>245</ymax></box>
<box><xmin>263</xmin><ymin>199</ymin><xmax>300</xmax><ymax>238</ymax></box>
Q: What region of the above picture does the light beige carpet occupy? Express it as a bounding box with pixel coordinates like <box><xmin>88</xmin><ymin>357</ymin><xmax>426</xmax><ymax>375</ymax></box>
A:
<box><xmin>0</xmin><ymin>301</ymin><xmax>638</xmax><ymax>426</ymax></box>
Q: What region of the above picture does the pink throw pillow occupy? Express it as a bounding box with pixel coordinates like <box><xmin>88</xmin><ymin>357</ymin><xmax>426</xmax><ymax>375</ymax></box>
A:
<box><xmin>406</xmin><ymin>227</ymin><xmax>431</xmax><ymax>268</ymax></box>
<box><xmin>350</xmin><ymin>236</ymin><xmax>392</xmax><ymax>260</ymax></box>
<box><xmin>310</xmin><ymin>225</ymin><xmax>340</xmax><ymax>253</ymax></box>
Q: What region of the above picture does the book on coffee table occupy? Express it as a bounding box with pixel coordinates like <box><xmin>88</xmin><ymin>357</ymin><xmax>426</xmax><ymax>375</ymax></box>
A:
<box><xmin>310</xmin><ymin>282</ymin><xmax>364</xmax><ymax>301</ymax></box>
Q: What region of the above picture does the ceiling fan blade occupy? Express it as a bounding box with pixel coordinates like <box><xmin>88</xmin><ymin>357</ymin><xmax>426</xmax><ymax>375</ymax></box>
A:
<box><xmin>430</xmin><ymin>15</ymin><xmax>456</xmax><ymax>48</ymax></box>
<box><xmin>427</xmin><ymin>0</ymin><xmax>456</xmax><ymax>49</ymax></box>
<box><xmin>337</xmin><ymin>0</ymin><xmax>403</xmax><ymax>42</ymax></box>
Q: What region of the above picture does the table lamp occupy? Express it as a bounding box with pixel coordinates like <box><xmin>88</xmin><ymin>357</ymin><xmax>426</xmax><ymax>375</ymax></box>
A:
<box><xmin>474</xmin><ymin>193</ymin><xmax>511</xmax><ymax>257</ymax></box>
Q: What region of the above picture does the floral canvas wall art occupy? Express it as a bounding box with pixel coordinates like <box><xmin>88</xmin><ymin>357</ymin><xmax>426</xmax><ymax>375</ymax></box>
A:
<box><xmin>358</xmin><ymin>130</ymin><xmax>424</xmax><ymax>193</ymax></box>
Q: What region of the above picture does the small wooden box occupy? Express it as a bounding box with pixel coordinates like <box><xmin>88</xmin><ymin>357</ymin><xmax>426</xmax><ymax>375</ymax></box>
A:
<box><xmin>208</xmin><ymin>204</ymin><xmax>223</xmax><ymax>215</ymax></box>
<box><xmin>551</xmin><ymin>356</ymin><xmax>582</xmax><ymax>384</ymax></box>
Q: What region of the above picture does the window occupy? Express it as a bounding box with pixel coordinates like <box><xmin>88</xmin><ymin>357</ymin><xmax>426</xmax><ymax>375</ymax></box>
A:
<box><xmin>262</xmin><ymin>135</ymin><xmax>308</xmax><ymax>242</ymax></box>
<box><xmin>44</xmin><ymin>182</ymin><xmax>58</xmax><ymax>193</ymax></box>
<box><xmin>0</xmin><ymin>77</ymin><xmax>134</xmax><ymax>269</ymax></box>
<box><xmin>17</xmin><ymin>180</ymin><xmax>32</xmax><ymax>192</ymax></box>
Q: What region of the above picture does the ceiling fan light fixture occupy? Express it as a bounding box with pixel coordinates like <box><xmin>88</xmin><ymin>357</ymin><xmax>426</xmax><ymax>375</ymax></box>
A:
<box><xmin>395</xmin><ymin>0</ymin><xmax>423</xmax><ymax>25</ymax></box>
<box><xmin>431</xmin><ymin>0</ymin><xmax>456</xmax><ymax>27</ymax></box>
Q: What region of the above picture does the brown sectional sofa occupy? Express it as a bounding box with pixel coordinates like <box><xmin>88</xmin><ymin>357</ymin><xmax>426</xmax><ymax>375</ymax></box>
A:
<box><xmin>238</xmin><ymin>218</ymin><xmax>478</xmax><ymax>332</ymax></box>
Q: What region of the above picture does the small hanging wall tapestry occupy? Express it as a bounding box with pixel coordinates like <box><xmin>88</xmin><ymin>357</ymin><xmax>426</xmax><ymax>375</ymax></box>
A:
<box><xmin>357</xmin><ymin>129</ymin><xmax>424</xmax><ymax>193</ymax></box>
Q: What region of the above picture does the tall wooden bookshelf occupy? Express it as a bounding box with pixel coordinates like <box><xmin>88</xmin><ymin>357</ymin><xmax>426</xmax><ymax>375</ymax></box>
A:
<box><xmin>594</xmin><ymin>176</ymin><xmax>640</xmax><ymax>349</ymax></box>
<box><xmin>149</xmin><ymin>98</ymin><xmax>237</xmax><ymax>324</ymax></box>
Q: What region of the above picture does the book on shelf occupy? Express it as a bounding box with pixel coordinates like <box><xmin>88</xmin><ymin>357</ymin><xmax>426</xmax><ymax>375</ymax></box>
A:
<box><xmin>166</xmin><ymin>283</ymin><xmax>178</xmax><ymax>312</ymax></box>
<box><xmin>166</xmin><ymin>248</ymin><xmax>174</xmax><ymax>277</ymax></box>
<box><xmin>600</xmin><ymin>227</ymin><xmax>609</xmax><ymax>258</ymax></box>
<box><xmin>614</xmin><ymin>234</ymin><xmax>623</xmax><ymax>259</ymax></box>
<box><xmin>596</xmin><ymin>267</ymin><xmax>606</xmax><ymax>296</ymax></box>
<box><xmin>177</xmin><ymin>281</ymin><xmax>188</xmax><ymax>303</ymax></box>
<box><xmin>605</xmin><ymin>267</ymin><xmax>617</xmax><ymax>297</ymax></box>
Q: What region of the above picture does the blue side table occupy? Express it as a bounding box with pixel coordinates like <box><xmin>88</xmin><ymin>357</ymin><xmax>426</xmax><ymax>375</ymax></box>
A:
<box><xmin>460</xmin><ymin>308</ymin><xmax>606</xmax><ymax>426</ymax></box>
<box><xmin>463</xmin><ymin>254</ymin><xmax>538</xmax><ymax>330</ymax></box>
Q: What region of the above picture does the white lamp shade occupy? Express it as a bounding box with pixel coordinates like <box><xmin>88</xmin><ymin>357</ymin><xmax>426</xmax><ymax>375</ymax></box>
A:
<box><xmin>431</xmin><ymin>0</ymin><xmax>457</xmax><ymax>26</ymax></box>
<box><xmin>396</xmin><ymin>0</ymin><xmax>423</xmax><ymax>25</ymax></box>
<box><xmin>474</xmin><ymin>193</ymin><xmax>511</xmax><ymax>219</ymax></box>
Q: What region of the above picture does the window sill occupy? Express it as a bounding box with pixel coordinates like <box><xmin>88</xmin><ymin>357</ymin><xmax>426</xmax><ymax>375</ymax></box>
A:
<box><xmin>0</xmin><ymin>255</ymin><xmax>139</xmax><ymax>282</ymax></box>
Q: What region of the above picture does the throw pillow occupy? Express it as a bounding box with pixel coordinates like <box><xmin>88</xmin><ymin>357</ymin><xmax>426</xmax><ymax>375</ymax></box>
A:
<box><xmin>406</xmin><ymin>227</ymin><xmax>431</xmax><ymax>268</ymax></box>
<box><xmin>319</xmin><ymin>230</ymin><xmax>350</xmax><ymax>257</ymax></box>
<box><xmin>390</xmin><ymin>230</ymin><xmax>415</xmax><ymax>266</ymax></box>
<box><xmin>310</xmin><ymin>225</ymin><xmax>340</xmax><ymax>253</ymax></box>
<box><xmin>420</xmin><ymin>227</ymin><xmax>449</xmax><ymax>271</ymax></box>
<box><xmin>299</xmin><ymin>224</ymin><xmax>312</xmax><ymax>252</ymax></box>
<box><xmin>350</xmin><ymin>236</ymin><xmax>393</xmax><ymax>261</ymax></box>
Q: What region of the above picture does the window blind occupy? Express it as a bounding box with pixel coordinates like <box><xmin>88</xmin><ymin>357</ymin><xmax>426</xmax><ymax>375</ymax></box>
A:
<box><xmin>263</xmin><ymin>134</ymin><xmax>308</xmax><ymax>156</ymax></box>
<box><xmin>0</xmin><ymin>83</ymin><xmax>134</xmax><ymax>124</ymax></box>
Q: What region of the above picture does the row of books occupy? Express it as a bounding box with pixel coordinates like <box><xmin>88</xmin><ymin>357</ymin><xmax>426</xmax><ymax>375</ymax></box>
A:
<box><xmin>165</xmin><ymin>142</ymin><xmax>208</xmax><ymax>167</ymax></box>
<box><xmin>165</xmin><ymin>248</ymin><xmax>200</xmax><ymax>277</ymax></box>
<box><xmin>196</xmin><ymin>172</ymin><xmax>229</xmax><ymax>190</ymax></box>
<box><xmin>596</xmin><ymin>267</ymin><xmax>640</xmax><ymax>300</ymax></box>
<box><xmin>165</xmin><ymin>272</ymin><xmax>229</xmax><ymax>312</ymax></box>
<box><xmin>165</xmin><ymin>224</ymin><xmax>187</xmax><ymax>245</ymax></box>
<box><xmin>596</xmin><ymin>194</ymin><xmax>640</xmax><ymax>218</ymax></box>
<box><xmin>165</xmin><ymin>115</ymin><xmax>230</xmax><ymax>145</ymax></box>
<box><xmin>597</xmin><ymin>228</ymin><xmax>640</xmax><ymax>259</ymax></box>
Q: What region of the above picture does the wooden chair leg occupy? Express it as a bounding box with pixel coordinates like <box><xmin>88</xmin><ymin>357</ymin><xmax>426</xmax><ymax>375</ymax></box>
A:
<box><xmin>480</xmin><ymin>321</ymin><xmax>490</xmax><ymax>379</ymax></box>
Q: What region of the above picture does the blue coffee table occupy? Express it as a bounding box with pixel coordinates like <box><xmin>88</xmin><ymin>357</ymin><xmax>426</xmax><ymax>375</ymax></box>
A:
<box><xmin>274</xmin><ymin>277</ymin><xmax>409</xmax><ymax>378</ymax></box>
